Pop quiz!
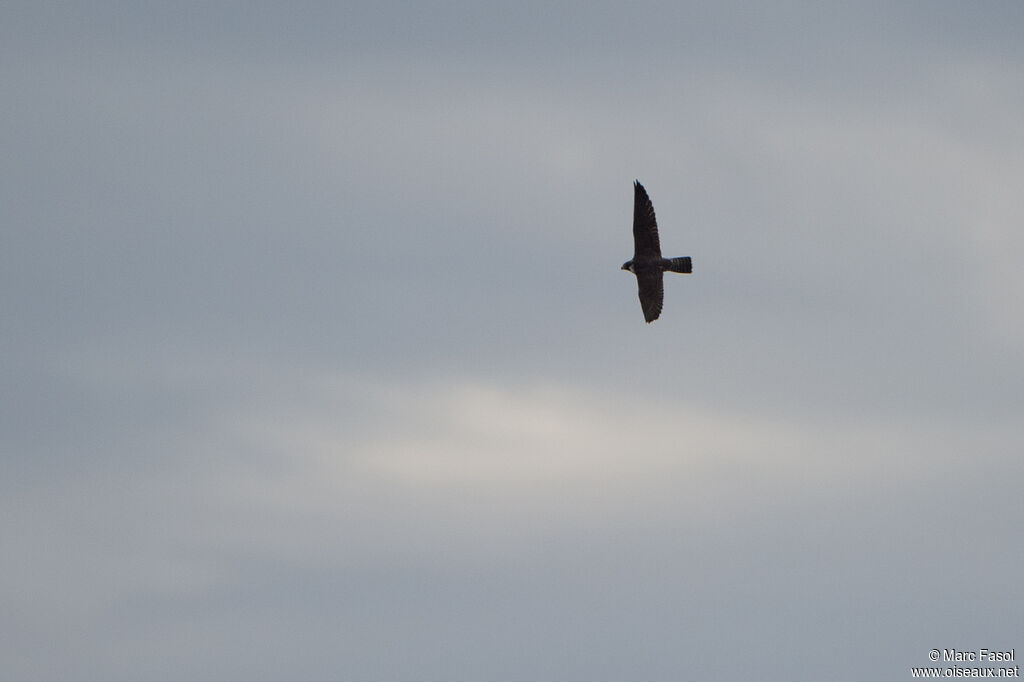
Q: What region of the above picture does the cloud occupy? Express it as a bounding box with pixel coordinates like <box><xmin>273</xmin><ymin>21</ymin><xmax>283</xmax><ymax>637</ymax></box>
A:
<box><xmin>7</xmin><ymin>359</ymin><xmax>1019</xmax><ymax>679</ymax></box>
<box><xmin>86</xmin><ymin>367</ymin><xmax>1010</xmax><ymax>568</ymax></box>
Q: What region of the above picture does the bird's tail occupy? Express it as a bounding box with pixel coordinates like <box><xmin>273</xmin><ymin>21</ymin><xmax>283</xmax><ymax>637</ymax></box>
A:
<box><xmin>665</xmin><ymin>256</ymin><xmax>692</xmax><ymax>274</ymax></box>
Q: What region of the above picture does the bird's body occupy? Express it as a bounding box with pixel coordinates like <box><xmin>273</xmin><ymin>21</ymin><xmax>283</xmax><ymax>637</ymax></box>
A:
<box><xmin>621</xmin><ymin>181</ymin><xmax>692</xmax><ymax>323</ymax></box>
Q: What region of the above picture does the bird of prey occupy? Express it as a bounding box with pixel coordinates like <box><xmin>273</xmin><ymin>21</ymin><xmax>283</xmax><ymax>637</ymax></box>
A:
<box><xmin>621</xmin><ymin>180</ymin><xmax>692</xmax><ymax>323</ymax></box>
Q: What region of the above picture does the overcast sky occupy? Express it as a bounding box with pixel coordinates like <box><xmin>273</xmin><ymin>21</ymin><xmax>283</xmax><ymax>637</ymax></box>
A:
<box><xmin>3</xmin><ymin>3</ymin><xmax>1023</xmax><ymax>680</ymax></box>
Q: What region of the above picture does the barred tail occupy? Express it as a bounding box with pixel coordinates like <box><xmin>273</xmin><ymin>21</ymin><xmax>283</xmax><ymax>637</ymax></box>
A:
<box><xmin>665</xmin><ymin>256</ymin><xmax>692</xmax><ymax>274</ymax></box>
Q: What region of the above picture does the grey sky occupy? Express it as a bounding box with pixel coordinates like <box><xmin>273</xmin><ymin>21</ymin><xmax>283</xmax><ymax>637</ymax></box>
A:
<box><xmin>3</xmin><ymin>3</ymin><xmax>1023</xmax><ymax>680</ymax></box>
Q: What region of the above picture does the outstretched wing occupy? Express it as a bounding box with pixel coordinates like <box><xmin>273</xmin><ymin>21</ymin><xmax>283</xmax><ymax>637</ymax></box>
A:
<box><xmin>633</xmin><ymin>180</ymin><xmax>661</xmax><ymax>259</ymax></box>
<box><xmin>636</xmin><ymin>269</ymin><xmax>664</xmax><ymax>323</ymax></box>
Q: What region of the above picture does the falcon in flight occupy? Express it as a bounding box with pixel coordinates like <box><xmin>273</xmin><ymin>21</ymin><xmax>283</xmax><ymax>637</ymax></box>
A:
<box><xmin>621</xmin><ymin>180</ymin><xmax>692</xmax><ymax>323</ymax></box>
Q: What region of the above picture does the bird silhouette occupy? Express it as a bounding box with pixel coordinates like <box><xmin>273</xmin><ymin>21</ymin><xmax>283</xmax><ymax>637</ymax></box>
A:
<box><xmin>621</xmin><ymin>181</ymin><xmax>692</xmax><ymax>323</ymax></box>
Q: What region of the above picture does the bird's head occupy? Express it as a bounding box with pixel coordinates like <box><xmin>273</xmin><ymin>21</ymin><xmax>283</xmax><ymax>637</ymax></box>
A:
<box><xmin>621</xmin><ymin>260</ymin><xmax>634</xmax><ymax>273</ymax></box>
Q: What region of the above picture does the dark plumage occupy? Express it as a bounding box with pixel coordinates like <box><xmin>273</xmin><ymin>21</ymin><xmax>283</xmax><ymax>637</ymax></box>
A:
<box><xmin>621</xmin><ymin>180</ymin><xmax>692</xmax><ymax>323</ymax></box>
